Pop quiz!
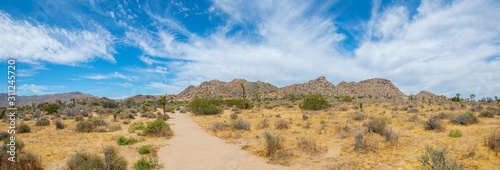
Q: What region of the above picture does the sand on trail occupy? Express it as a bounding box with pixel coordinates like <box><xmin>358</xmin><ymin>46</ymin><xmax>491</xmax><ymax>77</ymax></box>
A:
<box><xmin>158</xmin><ymin>112</ymin><xmax>289</xmax><ymax>170</ymax></box>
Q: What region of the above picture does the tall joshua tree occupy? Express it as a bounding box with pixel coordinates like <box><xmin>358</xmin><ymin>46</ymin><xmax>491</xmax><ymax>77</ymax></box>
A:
<box><xmin>240</xmin><ymin>82</ymin><xmax>246</xmax><ymax>110</ymax></box>
<box><xmin>470</xmin><ymin>94</ymin><xmax>475</xmax><ymax>102</ymax></box>
<box><xmin>31</xmin><ymin>102</ymin><xmax>36</xmax><ymax>111</ymax></box>
<box><xmin>158</xmin><ymin>95</ymin><xmax>167</xmax><ymax>115</ymax></box>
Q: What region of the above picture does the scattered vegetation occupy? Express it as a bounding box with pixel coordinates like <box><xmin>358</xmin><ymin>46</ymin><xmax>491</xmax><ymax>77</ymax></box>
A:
<box><xmin>117</xmin><ymin>136</ymin><xmax>139</xmax><ymax>145</ymax></box>
<box><xmin>448</xmin><ymin>130</ymin><xmax>463</xmax><ymax>138</ymax></box>
<box><xmin>35</xmin><ymin>117</ymin><xmax>50</xmax><ymax>126</ymax></box>
<box><xmin>366</xmin><ymin>117</ymin><xmax>387</xmax><ymax>135</ymax></box>
<box><xmin>55</xmin><ymin>119</ymin><xmax>65</xmax><ymax>129</ymax></box>
<box><xmin>18</xmin><ymin>123</ymin><xmax>31</xmax><ymax>133</ymax></box>
<box><xmin>76</xmin><ymin>121</ymin><xmax>93</xmax><ymax>133</ymax></box>
<box><xmin>299</xmin><ymin>94</ymin><xmax>331</xmax><ymax>110</ymax></box>
<box><xmin>232</xmin><ymin>119</ymin><xmax>251</xmax><ymax>130</ymax></box>
<box><xmin>385</xmin><ymin>127</ymin><xmax>399</xmax><ymax>144</ymax></box>
<box><xmin>485</xmin><ymin>130</ymin><xmax>500</xmax><ymax>156</ymax></box>
<box><xmin>134</xmin><ymin>157</ymin><xmax>162</xmax><ymax>170</ymax></box>
<box><xmin>145</xmin><ymin>119</ymin><xmax>173</xmax><ymax>137</ymax></box>
<box><xmin>453</xmin><ymin>112</ymin><xmax>478</xmax><ymax>125</ymax></box>
<box><xmin>190</xmin><ymin>97</ymin><xmax>222</xmax><ymax>115</ymax></box>
<box><xmin>418</xmin><ymin>146</ymin><xmax>463</xmax><ymax>170</ymax></box>
<box><xmin>424</xmin><ymin>118</ymin><xmax>446</xmax><ymax>131</ymax></box>
<box><xmin>274</xmin><ymin>120</ymin><xmax>289</xmax><ymax>130</ymax></box>
<box><xmin>139</xmin><ymin>145</ymin><xmax>154</xmax><ymax>155</ymax></box>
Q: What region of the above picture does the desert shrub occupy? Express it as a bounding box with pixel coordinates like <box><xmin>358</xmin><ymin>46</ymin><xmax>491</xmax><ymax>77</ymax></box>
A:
<box><xmin>64</xmin><ymin>108</ymin><xmax>78</xmax><ymax>117</ymax></box>
<box><xmin>0</xmin><ymin>131</ymin><xmax>9</xmax><ymax>141</ymax></box>
<box><xmin>35</xmin><ymin>117</ymin><xmax>50</xmax><ymax>126</ymax></box>
<box><xmin>117</xmin><ymin>136</ymin><xmax>138</xmax><ymax>145</ymax></box>
<box><xmin>76</xmin><ymin>121</ymin><xmax>93</xmax><ymax>133</ymax></box>
<box><xmin>407</xmin><ymin>108</ymin><xmax>419</xmax><ymax>113</ymax></box>
<box><xmin>17</xmin><ymin>152</ymin><xmax>44</xmax><ymax>170</ymax></box>
<box><xmin>342</xmin><ymin>96</ymin><xmax>352</xmax><ymax>102</ymax></box>
<box><xmin>408</xmin><ymin>114</ymin><xmax>419</xmax><ymax>122</ymax></box>
<box><xmin>108</xmin><ymin>123</ymin><xmax>122</xmax><ymax>132</ymax></box>
<box><xmin>258</xmin><ymin>119</ymin><xmax>269</xmax><ymax>129</ymax></box>
<box><xmin>448</xmin><ymin>130</ymin><xmax>462</xmax><ymax>138</ymax></box>
<box><xmin>55</xmin><ymin>119</ymin><xmax>65</xmax><ymax>129</ymax></box>
<box><xmin>157</xmin><ymin>114</ymin><xmax>168</xmax><ymax>121</ymax></box>
<box><xmin>90</xmin><ymin>118</ymin><xmax>108</xmax><ymax>127</ymax></box>
<box><xmin>145</xmin><ymin>119</ymin><xmax>173</xmax><ymax>137</ymax></box>
<box><xmin>119</xmin><ymin>111</ymin><xmax>135</xmax><ymax>120</ymax></box>
<box><xmin>432</xmin><ymin>112</ymin><xmax>449</xmax><ymax>120</ymax></box>
<box><xmin>103</xmin><ymin>146</ymin><xmax>127</xmax><ymax>170</ymax></box>
<box><xmin>469</xmin><ymin>105</ymin><xmax>484</xmax><ymax>112</ymax></box>
<box><xmin>224</xmin><ymin>99</ymin><xmax>254</xmax><ymax>109</ymax></box>
<box><xmin>274</xmin><ymin>120</ymin><xmax>289</xmax><ymax>130</ymax></box>
<box><xmin>354</xmin><ymin>131</ymin><xmax>376</xmax><ymax>152</ymax></box>
<box><xmin>211</xmin><ymin>121</ymin><xmax>230</xmax><ymax>132</ymax></box>
<box><xmin>297</xmin><ymin>138</ymin><xmax>321</xmax><ymax>153</ymax></box>
<box><xmin>479</xmin><ymin>110</ymin><xmax>494</xmax><ymax>118</ymax></box>
<box><xmin>418</xmin><ymin>146</ymin><xmax>464</xmax><ymax>170</ymax></box>
<box><xmin>302</xmin><ymin>113</ymin><xmax>308</xmax><ymax>121</ymax></box>
<box><xmin>190</xmin><ymin>97</ymin><xmax>222</xmax><ymax>115</ymax></box>
<box><xmin>134</xmin><ymin>157</ymin><xmax>162</xmax><ymax>170</ymax></box>
<box><xmin>96</xmin><ymin>127</ymin><xmax>108</xmax><ymax>133</ymax></box>
<box><xmin>453</xmin><ymin>112</ymin><xmax>478</xmax><ymax>125</ymax></box>
<box><xmin>76</xmin><ymin>115</ymin><xmax>84</xmax><ymax>121</ymax></box>
<box><xmin>352</xmin><ymin>112</ymin><xmax>364</xmax><ymax>120</ymax></box>
<box><xmin>102</xmin><ymin>100</ymin><xmax>118</xmax><ymax>108</ymax></box>
<box><xmin>338</xmin><ymin>106</ymin><xmax>348</xmax><ymax>111</ymax></box>
<box><xmin>485</xmin><ymin>131</ymin><xmax>500</xmax><ymax>156</ymax></box>
<box><xmin>366</xmin><ymin>117</ymin><xmax>387</xmax><ymax>135</ymax></box>
<box><xmin>139</xmin><ymin>145</ymin><xmax>153</xmax><ymax>154</ymax></box>
<box><xmin>264</xmin><ymin>131</ymin><xmax>283</xmax><ymax>156</ymax></box>
<box><xmin>44</xmin><ymin>104</ymin><xmax>59</xmax><ymax>114</ymax></box>
<box><xmin>424</xmin><ymin>118</ymin><xmax>446</xmax><ymax>131</ymax></box>
<box><xmin>67</xmin><ymin>152</ymin><xmax>104</xmax><ymax>170</ymax></box>
<box><xmin>230</xmin><ymin>113</ymin><xmax>238</xmax><ymax>120</ymax></box>
<box><xmin>18</xmin><ymin>123</ymin><xmax>31</xmax><ymax>133</ymax></box>
<box><xmin>299</xmin><ymin>94</ymin><xmax>331</xmax><ymax>110</ymax></box>
<box><xmin>385</xmin><ymin>127</ymin><xmax>399</xmax><ymax>144</ymax></box>
<box><xmin>232</xmin><ymin>119</ymin><xmax>251</xmax><ymax>130</ymax></box>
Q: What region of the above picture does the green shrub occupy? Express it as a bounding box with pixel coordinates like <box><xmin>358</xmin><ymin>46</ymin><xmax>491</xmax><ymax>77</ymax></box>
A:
<box><xmin>76</xmin><ymin>121</ymin><xmax>93</xmax><ymax>133</ymax></box>
<box><xmin>453</xmin><ymin>112</ymin><xmax>478</xmax><ymax>125</ymax></box>
<box><xmin>320</xmin><ymin>120</ymin><xmax>326</xmax><ymax>124</ymax></box>
<box><xmin>90</xmin><ymin>118</ymin><xmax>108</xmax><ymax>127</ymax></box>
<box><xmin>145</xmin><ymin>119</ymin><xmax>173</xmax><ymax>137</ymax></box>
<box><xmin>190</xmin><ymin>97</ymin><xmax>222</xmax><ymax>115</ymax></box>
<box><xmin>366</xmin><ymin>117</ymin><xmax>387</xmax><ymax>135</ymax></box>
<box><xmin>134</xmin><ymin>157</ymin><xmax>162</xmax><ymax>170</ymax></box>
<box><xmin>352</xmin><ymin>112</ymin><xmax>364</xmax><ymax>120</ymax></box>
<box><xmin>67</xmin><ymin>152</ymin><xmax>104</xmax><ymax>170</ymax></box>
<box><xmin>299</xmin><ymin>94</ymin><xmax>331</xmax><ymax>110</ymax></box>
<box><xmin>424</xmin><ymin>118</ymin><xmax>446</xmax><ymax>131</ymax></box>
<box><xmin>342</xmin><ymin>96</ymin><xmax>353</xmax><ymax>102</ymax></box>
<box><xmin>44</xmin><ymin>104</ymin><xmax>58</xmax><ymax>114</ymax></box>
<box><xmin>129</xmin><ymin>125</ymin><xmax>147</xmax><ymax>133</ymax></box>
<box><xmin>224</xmin><ymin>99</ymin><xmax>254</xmax><ymax>109</ymax></box>
<box><xmin>232</xmin><ymin>119</ymin><xmax>251</xmax><ymax>130</ymax></box>
<box><xmin>418</xmin><ymin>146</ymin><xmax>464</xmax><ymax>169</ymax></box>
<box><xmin>302</xmin><ymin>114</ymin><xmax>308</xmax><ymax>121</ymax></box>
<box><xmin>103</xmin><ymin>146</ymin><xmax>127</xmax><ymax>170</ymax></box>
<box><xmin>55</xmin><ymin>119</ymin><xmax>65</xmax><ymax>129</ymax></box>
<box><xmin>18</xmin><ymin>123</ymin><xmax>30</xmax><ymax>133</ymax></box>
<box><xmin>139</xmin><ymin>145</ymin><xmax>153</xmax><ymax>154</ymax></box>
<box><xmin>35</xmin><ymin>117</ymin><xmax>50</xmax><ymax>126</ymax></box>
<box><xmin>448</xmin><ymin>130</ymin><xmax>463</xmax><ymax>138</ymax></box>
<box><xmin>117</xmin><ymin>136</ymin><xmax>139</xmax><ymax>145</ymax></box>
<box><xmin>102</xmin><ymin>100</ymin><xmax>118</xmax><ymax>108</ymax></box>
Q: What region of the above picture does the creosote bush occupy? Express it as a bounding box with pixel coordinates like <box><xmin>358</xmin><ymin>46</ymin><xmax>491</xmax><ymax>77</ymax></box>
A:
<box><xmin>18</xmin><ymin>123</ymin><xmax>31</xmax><ymax>133</ymax></box>
<box><xmin>210</xmin><ymin>121</ymin><xmax>230</xmax><ymax>132</ymax></box>
<box><xmin>103</xmin><ymin>146</ymin><xmax>127</xmax><ymax>170</ymax></box>
<box><xmin>264</xmin><ymin>131</ymin><xmax>283</xmax><ymax>157</ymax></box>
<box><xmin>139</xmin><ymin>145</ymin><xmax>153</xmax><ymax>155</ymax></box>
<box><xmin>366</xmin><ymin>117</ymin><xmax>387</xmax><ymax>135</ymax></box>
<box><xmin>418</xmin><ymin>146</ymin><xmax>463</xmax><ymax>170</ymax></box>
<box><xmin>479</xmin><ymin>110</ymin><xmax>494</xmax><ymax>118</ymax></box>
<box><xmin>232</xmin><ymin>119</ymin><xmax>251</xmax><ymax>130</ymax></box>
<box><xmin>67</xmin><ymin>146</ymin><xmax>127</xmax><ymax>170</ymax></box>
<box><xmin>76</xmin><ymin>121</ymin><xmax>93</xmax><ymax>133</ymax></box>
<box><xmin>134</xmin><ymin>157</ymin><xmax>162</xmax><ymax>170</ymax></box>
<box><xmin>299</xmin><ymin>94</ymin><xmax>331</xmax><ymax>110</ymax></box>
<box><xmin>55</xmin><ymin>119</ymin><xmax>65</xmax><ymax>129</ymax></box>
<box><xmin>145</xmin><ymin>119</ymin><xmax>173</xmax><ymax>137</ymax></box>
<box><xmin>108</xmin><ymin>123</ymin><xmax>122</xmax><ymax>132</ymax></box>
<box><xmin>190</xmin><ymin>97</ymin><xmax>222</xmax><ymax>115</ymax></box>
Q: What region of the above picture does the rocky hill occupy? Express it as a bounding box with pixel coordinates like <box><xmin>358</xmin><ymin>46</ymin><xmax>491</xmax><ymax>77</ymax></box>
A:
<box><xmin>123</xmin><ymin>95</ymin><xmax>158</xmax><ymax>103</ymax></box>
<box><xmin>415</xmin><ymin>90</ymin><xmax>438</xmax><ymax>100</ymax></box>
<box><xmin>335</xmin><ymin>78</ymin><xmax>407</xmax><ymax>99</ymax></box>
<box><xmin>0</xmin><ymin>92</ymin><xmax>96</xmax><ymax>107</ymax></box>
<box><xmin>171</xmin><ymin>76</ymin><xmax>407</xmax><ymax>101</ymax></box>
<box><xmin>173</xmin><ymin>79</ymin><xmax>278</xmax><ymax>101</ymax></box>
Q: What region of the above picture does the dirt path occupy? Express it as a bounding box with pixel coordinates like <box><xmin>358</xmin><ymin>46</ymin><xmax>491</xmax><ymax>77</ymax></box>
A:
<box><xmin>158</xmin><ymin>113</ymin><xmax>289</xmax><ymax>170</ymax></box>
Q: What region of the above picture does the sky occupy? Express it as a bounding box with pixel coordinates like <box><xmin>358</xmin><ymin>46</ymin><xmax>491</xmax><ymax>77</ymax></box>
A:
<box><xmin>0</xmin><ymin>0</ymin><xmax>499</xmax><ymax>99</ymax></box>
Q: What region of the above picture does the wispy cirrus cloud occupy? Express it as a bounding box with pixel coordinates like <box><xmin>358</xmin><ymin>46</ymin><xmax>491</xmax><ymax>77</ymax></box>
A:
<box><xmin>0</xmin><ymin>11</ymin><xmax>115</xmax><ymax>65</ymax></box>
<box><xmin>83</xmin><ymin>72</ymin><xmax>137</xmax><ymax>81</ymax></box>
<box><xmin>18</xmin><ymin>84</ymin><xmax>64</xmax><ymax>95</ymax></box>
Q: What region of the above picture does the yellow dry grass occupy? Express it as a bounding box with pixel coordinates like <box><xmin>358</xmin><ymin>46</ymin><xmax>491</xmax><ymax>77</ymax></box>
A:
<box><xmin>191</xmin><ymin>100</ymin><xmax>500</xmax><ymax>169</ymax></box>
<box><xmin>0</xmin><ymin>114</ymin><xmax>169</xmax><ymax>169</ymax></box>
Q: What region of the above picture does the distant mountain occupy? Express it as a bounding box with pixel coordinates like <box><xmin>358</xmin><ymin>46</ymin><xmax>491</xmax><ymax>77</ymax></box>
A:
<box><xmin>173</xmin><ymin>79</ymin><xmax>278</xmax><ymax>101</ymax></box>
<box><xmin>1</xmin><ymin>92</ymin><xmax>96</xmax><ymax>107</ymax></box>
<box><xmin>170</xmin><ymin>76</ymin><xmax>407</xmax><ymax>101</ymax></box>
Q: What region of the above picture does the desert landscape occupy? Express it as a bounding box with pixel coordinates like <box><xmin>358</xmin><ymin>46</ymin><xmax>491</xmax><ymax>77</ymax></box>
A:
<box><xmin>1</xmin><ymin>77</ymin><xmax>499</xmax><ymax>169</ymax></box>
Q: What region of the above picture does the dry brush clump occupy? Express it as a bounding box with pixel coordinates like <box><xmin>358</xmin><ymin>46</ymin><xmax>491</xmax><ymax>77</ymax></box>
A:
<box><xmin>0</xmin><ymin>139</ymin><xmax>43</xmax><ymax>170</ymax></box>
<box><xmin>418</xmin><ymin>146</ymin><xmax>463</xmax><ymax>170</ymax></box>
<box><xmin>453</xmin><ymin>112</ymin><xmax>478</xmax><ymax>125</ymax></box>
<box><xmin>17</xmin><ymin>123</ymin><xmax>31</xmax><ymax>133</ymax></box>
<box><xmin>384</xmin><ymin>127</ymin><xmax>399</xmax><ymax>144</ymax></box>
<box><xmin>354</xmin><ymin>131</ymin><xmax>377</xmax><ymax>152</ymax></box>
<box><xmin>35</xmin><ymin>117</ymin><xmax>50</xmax><ymax>126</ymax></box>
<box><xmin>485</xmin><ymin>130</ymin><xmax>500</xmax><ymax>156</ymax></box>
<box><xmin>144</xmin><ymin>119</ymin><xmax>173</xmax><ymax>137</ymax></box>
<box><xmin>365</xmin><ymin>117</ymin><xmax>387</xmax><ymax>135</ymax></box>
<box><xmin>67</xmin><ymin>146</ymin><xmax>127</xmax><ymax>170</ymax></box>
<box><xmin>297</xmin><ymin>137</ymin><xmax>322</xmax><ymax>154</ymax></box>
<box><xmin>274</xmin><ymin>120</ymin><xmax>289</xmax><ymax>130</ymax></box>
<box><xmin>232</xmin><ymin>119</ymin><xmax>251</xmax><ymax>130</ymax></box>
<box><xmin>55</xmin><ymin>119</ymin><xmax>65</xmax><ymax>129</ymax></box>
<box><xmin>211</xmin><ymin>121</ymin><xmax>230</xmax><ymax>132</ymax></box>
<box><xmin>263</xmin><ymin>131</ymin><xmax>289</xmax><ymax>163</ymax></box>
<box><xmin>424</xmin><ymin>118</ymin><xmax>446</xmax><ymax>132</ymax></box>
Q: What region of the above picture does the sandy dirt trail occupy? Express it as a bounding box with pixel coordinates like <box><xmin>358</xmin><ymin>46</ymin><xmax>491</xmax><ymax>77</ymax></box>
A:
<box><xmin>158</xmin><ymin>112</ymin><xmax>289</xmax><ymax>170</ymax></box>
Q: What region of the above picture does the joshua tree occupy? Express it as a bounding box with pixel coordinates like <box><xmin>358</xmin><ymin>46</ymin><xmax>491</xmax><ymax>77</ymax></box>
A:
<box><xmin>456</xmin><ymin>93</ymin><xmax>461</xmax><ymax>99</ymax></box>
<box><xmin>470</xmin><ymin>94</ymin><xmax>475</xmax><ymax>102</ymax></box>
<box><xmin>70</xmin><ymin>98</ymin><xmax>76</xmax><ymax>106</ymax></box>
<box><xmin>240</xmin><ymin>82</ymin><xmax>246</xmax><ymax>110</ymax></box>
<box><xmin>158</xmin><ymin>95</ymin><xmax>167</xmax><ymax>115</ymax></box>
<box><xmin>31</xmin><ymin>102</ymin><xmax>36</xmax><ymax>111</ymax></box>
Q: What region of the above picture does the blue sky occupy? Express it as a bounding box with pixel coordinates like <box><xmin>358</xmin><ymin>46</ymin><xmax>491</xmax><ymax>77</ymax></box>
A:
<box><xmin>1</xmin><ymin>0</ymin><xmax>499</xmax><ymax>99</ymax></box>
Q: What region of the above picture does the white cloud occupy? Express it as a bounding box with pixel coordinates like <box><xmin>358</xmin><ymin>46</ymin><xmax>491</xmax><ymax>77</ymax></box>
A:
<box><xmin>116</xmin><ymin>82</ymin><xmax>133</xmax><ymax>87</ymax></box>
<box><xmin>83</xmin><ymin>72</ymin><xmax>137</xmax><ymax>81</ymax></box>
<box><xmin>0</xmin><ymin>11</ymin><xmax>115</xmax><ymax>65</ymax></box>
<box><xmin>145</xmin><ymin>82</ymin><xmax>182</xmax><ymax>95</ymax></box>
<box><xmin>19</xmin><ymin>84</ymin><xmax>64</xmax><ymax>95</ymax></box>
